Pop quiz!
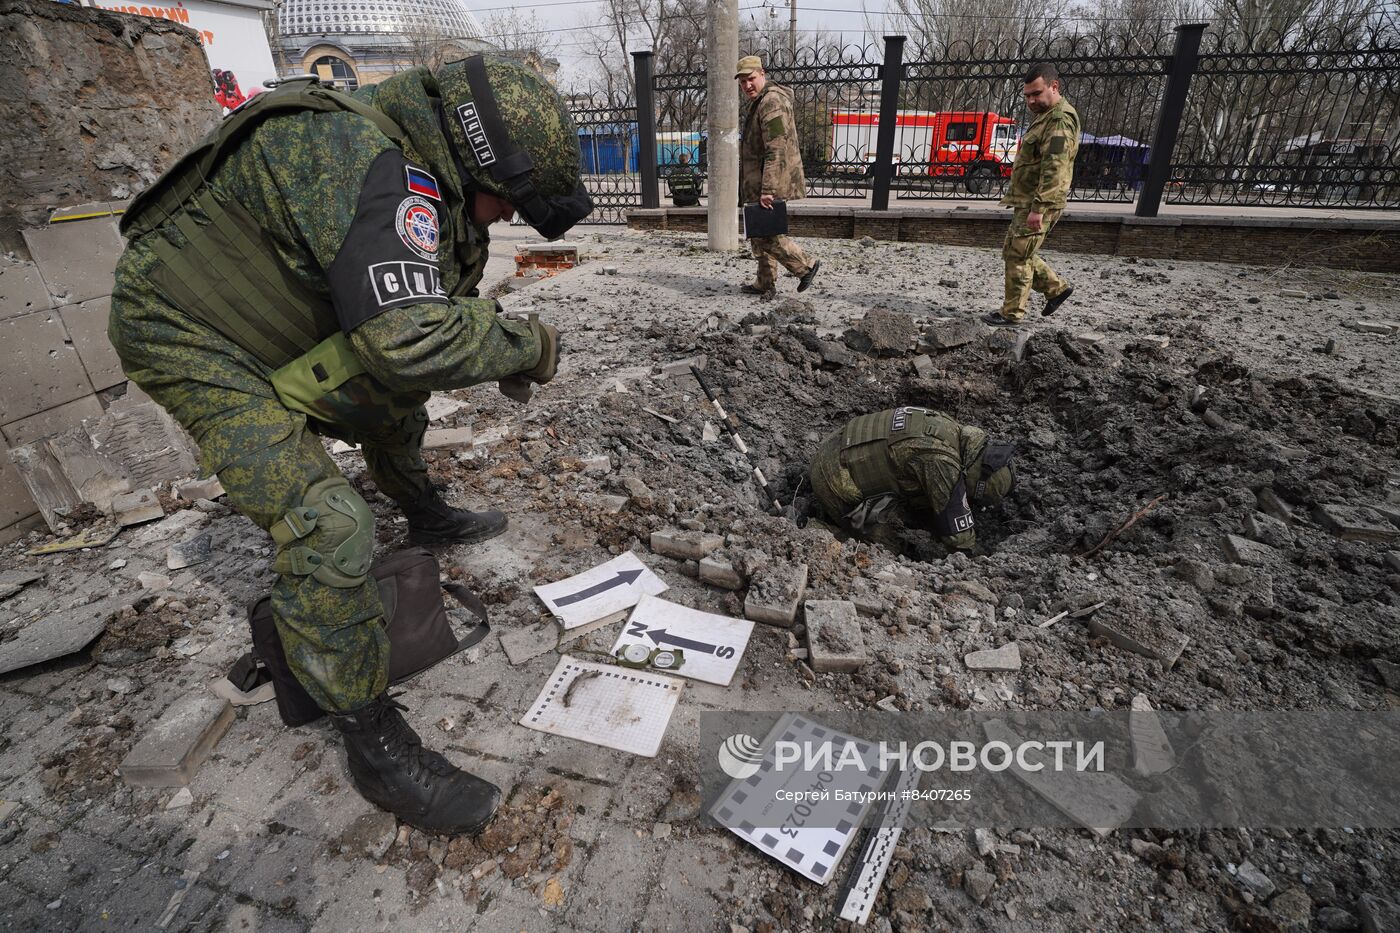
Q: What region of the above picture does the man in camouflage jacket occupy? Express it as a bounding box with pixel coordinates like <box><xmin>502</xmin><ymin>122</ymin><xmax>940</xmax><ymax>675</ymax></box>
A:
<box><xmin>736</xmin><ymin>55</ymin><xmax>821</xmax><ymax>294</ymax></box>
<box><xmin>808</xmin><ymin>408</ymin><xmax>1016</xmax><ymax>552</ymax></box>
<box><xmin>985</xmin><ymin>62</ymin><xmax>1080</xmax><ymax>326</ymax></box>
<box><xmin>108</xmin><ymin>57</ymin><xmax>588</xmax><ymax>836</ymax></box>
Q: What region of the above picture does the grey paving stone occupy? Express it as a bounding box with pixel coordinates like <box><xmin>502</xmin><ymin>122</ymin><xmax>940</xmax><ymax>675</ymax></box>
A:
<box><xmin>120</xmin><ymin>694</ymin><xmax>234</xmax><ymax>788</ymax></box>
<box><xmin>804</xmin><ymin>599</ymin><xmax>869</xmax><ymax>673</ymax></box>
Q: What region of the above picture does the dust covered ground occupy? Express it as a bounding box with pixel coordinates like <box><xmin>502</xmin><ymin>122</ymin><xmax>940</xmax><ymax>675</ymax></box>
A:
<box><xmin>1</xmin><ymin>227</ymin><xmax>1398</xmax><ymax>932</ymax></box>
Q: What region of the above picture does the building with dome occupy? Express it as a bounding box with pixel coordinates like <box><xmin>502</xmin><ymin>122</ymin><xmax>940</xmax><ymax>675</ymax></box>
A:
<box><xmin>270</xmin><ymin>0</ymin><xmax>501</xmax><ymax>90</ymax></box>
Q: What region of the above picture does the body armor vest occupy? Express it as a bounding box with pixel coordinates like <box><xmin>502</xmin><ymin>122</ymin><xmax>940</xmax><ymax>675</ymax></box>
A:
<box><xmin>120</xmin><ymin>77</ymin><xmax>468</xmax><ymax>373</ymax></box>
<box><xmin>841</xmin><ymin>407</ymin><xmax>939</xmax><ymax>498</ymax></box>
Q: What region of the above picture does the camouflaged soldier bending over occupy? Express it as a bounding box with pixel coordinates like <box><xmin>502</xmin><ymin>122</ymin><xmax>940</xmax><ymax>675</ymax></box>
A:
<box><xmin>736</xmin><ymin>55</ymin><xmax>821</xmax><ymax>296</ymax></box>
<box><xmin>109</xmin><ymin>56</ymin><xmax>593</xmax><ymax>836</ymax></box>
<box><xmin>985</xmin><ymin>63</ymin><xmax>1080</xmax><ymax>327</ymax></box>
<box><xmin>808</xmin><ymin>408</ymin><xmax>1016</xmax><ymax>552</ymax></box>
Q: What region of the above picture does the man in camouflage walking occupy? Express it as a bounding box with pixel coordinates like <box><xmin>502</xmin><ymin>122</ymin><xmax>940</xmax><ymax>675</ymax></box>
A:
<box><xmin>109</xmin><ymin>56</ymin><xmax>591</xmax><ymax>835</ymax></box>
<box><xmin>984</xmin><ymin>62</ymin><xmax>1080</xmax><ymax>326</ymax></box>
<box><xmin>736</xmin><ymin>55</ymin><xmax>821</xmax><ymax>295</ymax></box>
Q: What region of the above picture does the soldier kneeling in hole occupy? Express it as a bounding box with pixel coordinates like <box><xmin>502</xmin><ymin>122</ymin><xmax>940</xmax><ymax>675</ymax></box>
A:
<box><xmin>807</xmin><ymin>407</ymin><xmax>1016</xmax><ymax>551</ymax></box>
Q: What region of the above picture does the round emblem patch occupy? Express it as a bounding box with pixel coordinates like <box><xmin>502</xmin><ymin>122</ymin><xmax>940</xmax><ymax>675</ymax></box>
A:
<box><xmin>395</xmin><ymin>196</ymin><xmax>440</xmax><ymax>260</ymax></box>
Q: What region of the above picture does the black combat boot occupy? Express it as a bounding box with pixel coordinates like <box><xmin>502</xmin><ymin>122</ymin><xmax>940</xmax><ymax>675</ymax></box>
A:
<box><xmin>401</xmin><ymin>484</ymin><xmax>507</xmax><ymax>546</ymax></box>
<box><xmin>330</xmin><ymin>695</ymin><xmax>500</xmax><ymax>835</ymax></box>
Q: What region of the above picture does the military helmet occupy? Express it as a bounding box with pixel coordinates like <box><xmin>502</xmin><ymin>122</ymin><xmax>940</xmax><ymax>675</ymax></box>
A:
<box><xmin>436</xmin><ymin>55</ymin><xmax>591</xmax><ymax>237</ymax></box>
<box><xmin>971</xmin><ymin>440</ymin><xmax>1017</xmax><ymax>505</ymax></box>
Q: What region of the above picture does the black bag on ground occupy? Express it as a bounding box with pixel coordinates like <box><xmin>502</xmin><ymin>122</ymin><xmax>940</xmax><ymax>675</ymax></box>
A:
<box><xmin>240</xmin><ymin>547</ymin><xmax>490</xmax><ymax>727</ymax></box>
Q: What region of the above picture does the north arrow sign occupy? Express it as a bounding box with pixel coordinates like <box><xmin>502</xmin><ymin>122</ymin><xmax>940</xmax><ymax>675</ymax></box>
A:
<box><xmin>644</xmin><ymin>627</ymin><xmax>719</xmax><ymax>655</ymax></box>
<box><xmin>553</xmin><ymin>568</ymin><xmax>644</xmax><ymax>607</ymax></box>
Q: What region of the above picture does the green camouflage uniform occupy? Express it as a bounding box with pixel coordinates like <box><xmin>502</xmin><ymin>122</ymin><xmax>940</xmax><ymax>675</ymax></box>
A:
<box><xmin>108</xmin><ymin>64</ymin><xmax>571</xmax><ymax>713</ymax></box>
<box><xmin>667</xmin><ymin>161</ymin><xmax>701</xmax><ymax>207</ymax></box>
<box><xmin>999</xmin><ymin>98</ymin><xmax>1079</xmax><ymax>321</ymax></box>
<box><xmin>740</xmin><ymin>83</ymin><xmax>814</xmax><ymax>290</ymax></box>
<box><xmin>808</xmin><ymin>408</ymin><xmax>993</xmax><ymax>551</ymax></box>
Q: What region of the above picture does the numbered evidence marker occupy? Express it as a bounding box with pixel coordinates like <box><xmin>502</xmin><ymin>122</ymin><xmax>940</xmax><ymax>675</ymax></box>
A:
<box><xmin>710</xmin><ymin>713</ymin><xmax>886</xmax><ymax>885</ymax></box>
<box><xmin>610</xmin><ymin>594</ymin><xmax>754</xmax><ymax>686</ymax></box>
<box><xmin>533</xmin><ymin>552</ymin><xmax>668</xmax><ymax>629</ymax></box>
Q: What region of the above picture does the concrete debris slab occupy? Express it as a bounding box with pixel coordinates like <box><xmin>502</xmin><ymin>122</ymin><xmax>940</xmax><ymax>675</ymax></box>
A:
<box><xmin>702</xmin><ymin>421</ymin><xmax>721</xmax><ymax>443</ymax></box>
<box><xmin>1234</xmin><ymin>860</ymin><xmax>1275</xmax><ymax>899</ymax></box>
<box><xmin>0</xmin><ymin>569</ymin><xmax>45</xmax><ymax>600</ymax></box>
<box><xmin>1075</xmin><ymin>331</ymin><xmax>1107</xmax><ymax>345</ymax></box>
<box><xmin>964</xmin><ymin>643</ymin><xmax>1022</xmax><ymax>672</ymax></box>
<box><xmin>112</xmin><ymin>489</ymin><xmax>164</xmax><ymax>527</ymax></box>
<box><xmin>1313</xmin><ymin>503</ymin><xmax>1400</xmax><ymax>543</ymax></box>
<box><xmin>583</xmin><ymin>493</ymin><xmax>629</xmax><ymax>514</ymax></box>
<box><xmin>744</xmin><ymin>562</ymin><xmax>808</xmax><ymax>628</ymax></box>
<box><xmin>1136</xmin><ymin>334</ymin><xmax>1170</xmax><ymax>350</ymax></box>
<box><xmin>659</xmin><ymin>355</ymin><xmax>707</xmax><ymax>378</ymax></box>
<box><xmin>166</xmin><ymin>531</ymin><xmax>213</xmax><ymax>570</ymax></box>
<box><xmin>579</xmin><ymin>454</ymin><xmax>611</xmax><ymax>476</ymax></box>
<box><xmin>1221</xmin><ymin>533</ymin><xmax>1276</xmax><ymax>567</ymax></box>
<box><xmin>1085</xmin><ymin>611</ymin><xmax>1189</xmax><ymax>669</ymax></box>
<box><xmin>964</xmin><ymin>867</ymin><xmax>997</xmax><ymax>904</ymax></box>
<box><xmin>173</xmin><ymin>476</ymin><xmax>224</xmax><ymax>501</ymax></box>
<box><xmin>422</xmin><ymin>426</ymin><xmax>473</xmax><ymax>450</ymax></box>
<box><xmin>650</xmin><ymin>529</ymin><xmax>723</xmax><ymax>561</ymax></box>
<box><xmin>1349</xmin><ymin>320</ymin><xmax>1397</xmax><ymax>335</ymax></box>
<box><xmin>875</xmin><ymin>695</ymin><xmax>900</xmax><ymax>712</ymax></box>
<box><xmin>923</xmin><ymin>318</ymin><xmax>981</xmax><ymax>350</ymax></box>
<box><xmin>845</xmin><ymin>309</ymin><xmax>917</xmax><ymax>356</ymax></box>
<box><xmin>698</xmin><ymin>556</ymin><xmax>743</xmax><ymax>591</ymax></box>
<box><xmin>533</xmin><ymin>551</ymin><xmax>668</xmax><ymax>629</ymax></box>
<box><xmin>138</xmin><ymin>571</ymin><xmax>172</xmax><ymax>591</ymax></box>
<box><xmin>499</xmin><ymin>621</ymin><xmax>560</xmax><ymax>666</ymax></box>
<box><xmin>983</xmin><ymin>719</ymin><xmax>1138</xmax><ymax>837</ymax></box>
<box><xmin>911</xmin><ymin>354</ymin><xmax>936</xmax><ymax>378</ymax></box>
<box><xmin>1129</xmin><ymin>694</ymin><xmax>1176</xmax><ymax>776</ymax></box>
<box><xmin>120</xmin><ymin>693</ymin><xmax>234</xmax><ymax>787</ymax></box>
<box><xmin>1254</xmin><ymin>488</ymin><xmax>1295</xmax><ymax>523</ymax></box>
<box><xmin>1244</xmin><ymin>511</ymin><xmax>1294</xmax><ymax>548</ymax></box>
<box><xmin>424</xmin><ymin>393</ymin><xmax>467</xmax><ymax>421</ymax></box>
<box><xmin>334</xmin><ymin>811</ymin><xmax>398</xmax><ymax>860</ymax></box>
<box><xmin>1385</xmin><ymin>552</ymin><xmax>1400</xmax><ymax>574</ymax></box>
<box><xmin>983</xmin><ymin>327</ymin><xmax>1030</xmax><ymax>362</ymax></box>
<box><xmin>0</xmin><ymin>593</ymin><xmax>123</xmax><ymax>674</ymax></box>
<box><xmin>164</xmin><ymin>787</ymin><xmax>194</xmax><ymax>810</ymax></box>
<box><xmin>1373</xmin><ymin>503</ymin><xmax>1400</xmax><ymax>529</ymax></box>
<box><xmin>0</xmin><ymin>800</ymin><xmax>20</xmax><ymax>825</ymax></box>
<box><xmin>804</xmin><ymin>600</ymin><xmax>869</xmax><ymax>673</ymax></box>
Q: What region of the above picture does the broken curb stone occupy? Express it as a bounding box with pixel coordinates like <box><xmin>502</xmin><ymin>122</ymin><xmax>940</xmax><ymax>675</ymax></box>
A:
<box><xmin>804</xmin><ymin>600</ymin><xmax>869</xmax><ymax>673</ymax></box>
<box><xmin>650</xmin><ymin>529</ymin><xmax>723</xmax><ymax>561</ymax></box>
<box><xmin>120</xmin><ymin>694</ymin><xmax>235</xmax><ymax>787</ymax></box>
<box><xmin>1313</xmin><ymin>504</ymin><xmax>1399</xmax><ymax>543</ymax></box>
<box><xmin>743</xmin><ymin>562</ymin><xmax>808</xmax><ymax>627</ymax></box>
<box><xmin>698</xmin><ymin>556</ymin><xmax>743</xmax><ymax>591</ymax></box>
<box><xmin>964</xmin><ymin>643</ymin><xmax>1022</xmax><ymax>672</ymax></box>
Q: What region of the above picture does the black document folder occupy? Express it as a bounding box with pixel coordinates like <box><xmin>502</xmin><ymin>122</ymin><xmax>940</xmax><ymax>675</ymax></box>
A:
<box><xmin>742</xmin><ymin>200</ymin><xmax>788</xmax><ymax>238</ymax></box>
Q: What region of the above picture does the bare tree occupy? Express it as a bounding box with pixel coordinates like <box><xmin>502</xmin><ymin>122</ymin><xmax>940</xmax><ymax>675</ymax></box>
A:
<box><xmin>481</xmin><ymin>8</ymin><xmax>564</xmax><ymax>73</ymax></box>
<box><xmin>399</xmin><ymin>14</ymin><xmax>459</xmax><ymax>72</ymax></box>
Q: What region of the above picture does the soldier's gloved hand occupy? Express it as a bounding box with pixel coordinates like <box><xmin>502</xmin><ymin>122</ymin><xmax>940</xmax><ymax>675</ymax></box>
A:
<box><xmin>520</xmin><ymin>318</ymin><xmax>560</xmax><ymax>384</ymax></box>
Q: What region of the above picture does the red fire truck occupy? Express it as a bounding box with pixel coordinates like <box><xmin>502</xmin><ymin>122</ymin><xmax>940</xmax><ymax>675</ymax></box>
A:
<box><xmin>830</xmin><ymin>110</ymin><xmax>1021</xmax><ymax>193</ymax></box>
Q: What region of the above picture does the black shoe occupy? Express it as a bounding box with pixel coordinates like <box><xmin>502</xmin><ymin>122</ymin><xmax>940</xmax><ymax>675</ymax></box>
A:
<box><xmin>330</xmin><ymin>695</ymin><xmax>501</xmax><ymax>836</ymax></box>
<box><xmin>402</xmin><ymin>485</ymin><xmax>507</xmax><ymax>547</ymax></box>
<box><xmin>982</xmin><ymin>311</ymin><xmax>1022</xmax><ymax>327</ymax></box>
<box><xmin>797</xmin><ymin>260</ymin><xmax>822</xmax><ymax>293</ymax></box>
<box><xmin>1042</xmin><ymin>285</ymin><xmax>1074</xmax><ymax>317</ymax></box>
<box><xmin>739</xmin><ymin>283</ymin><xmax>770</xmax><ymax>295</ymax></box>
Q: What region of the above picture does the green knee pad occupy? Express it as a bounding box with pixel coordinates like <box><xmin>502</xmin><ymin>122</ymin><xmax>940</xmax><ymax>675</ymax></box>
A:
<box><xmin>270</xmin><ymin>477</ymin><xmax>374</xmax><ymax>588</ymax></box>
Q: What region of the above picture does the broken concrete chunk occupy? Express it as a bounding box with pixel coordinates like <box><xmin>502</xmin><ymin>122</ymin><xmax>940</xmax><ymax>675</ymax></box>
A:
<box><xmin>1243</xmin><ymin>511</ymin><xmax>1294</xmax><ymax>548</ymax></box>
<box><xmin>0</xmin><ymin>569</ymin><xmax>45</xmax><ymax>600</ymax></box>
<box><xmin>1280</xmin><ymin>288</ymin><xmax>1307</xmax><ymax>298</ymax></box>
<box><xmin>167</xmin><ymin>531</ymin><xmax>213</xmax><ymax>571</ymax></box>
<box><xmin>1135</xmin><ymin>334</ymin><xmax>1170</xmax><ymax>350</ymax></box>
<box><xmin>698</xmin><ymin>556</ymin><xmax>743</xmax><ymax>591</ymax></box>
<box><xmin>138</xmin><ymin>571</ymin><xmax>172</xmax><ymax>592</ymax></box>
<box><xmin>804</xmin><ymin>600</ymin><xmax>869</xmax><ymax>673</ymax></box>
<box><xmin>964</xmin><ymin>643</ymin><xmax>1021</xmax><ymax>672</ymax></box>
<box><xmin>1129</xmin><ymin>694</ymin><xmax>1176</xmax><ymax>776</ymax></box>
<box><xmin>923</xmin><ymin>318</ymin><xmax>980</xmax><ymax>351</ymax></box>
<box><xmin>1313</xmin><ymin>504</ymin><xmax>1400</xmax><ymax>543</ymax></box>
<box><xmin>1221</xmin><ymin>533</ymin><xmax>1276</xmax><ymax>567</ymax></box>
<box><xmin>649</xmin><ymin>529</ymin><xmax>723</xmax><ymax>561</ymax></box>
<box><xmin>659</xmin><ymin>355</ymin><xmax>707</xmax><ymax>378</ymax></box>
<box><xmin>982</xmin><ymin>327</ymin><xmax>1030</xmax><ymax>362</ymax></box>
<box><xmin>1372</xmin><ymin>658</ymin><xmax>1400</xmax><ymax>691</ymax></box>
<box><xmin>579</xmin><ymin>454</ymin><xmax>612</xmax><ymax>476</ymax></box>
<box><xmin>1348</xmin><ymin>320</ymin><xmax>1397</xmax><ymax>335</ymax></box>
<box><xmin>911</xmin><ymin>354</ymin><xmax>936</xmax><ymax>379</ymax></box>
<box><xmin>585</xmin><ymin>493</ymin><xmax>630</xmax><ymax>514</ymax></box>
<box><xmin>0</xmin><ymin>594</ymin><xmax>123</xmax><ymax>675</ymax></box>
<box><xmin>499</xmin><ymin>621</ymin><xmax>559</xmax><ymax>666</ymax></box>
<box><xmin>119</xmin><ymin>694</ymin><xmax>234</xmax><ymax>787</ymax></box>
<box><xmin>1385</xmin><ymin>552</ymin><xmax>1400</xmax><ymax>574</ymax></box>
<box><xmin>173</xmin><ymin>476</ymin><xmax>224</xmax><ymax>501</ymax></box>
<box><xmin>1254</xmin><ymin>488</ymin><xmax>1295</xmax><ymax>523</ymax></box>
<box><xmin>165</xmin><ymin>787</ymin><xmax>194</xmax><ymax>810</ymax></box>
<box><xmin>963</xmin><ymin>867</ymin><xmax>997</xmax><ymax>904</ymax></box>
<box><xmin>1085</xmin><ymin>612</ymin><xmax>1189</xmax><ymax>669</ymax></box>
<box><xmin>112</xmin><ymin>489</ymin><xmax>164</xmax><ymax>527</ymax></box>
<box><xmin>1075</xmin><ymin>331</ymin><xmax>1106</xmax><ymax>345</ymax></box>
<box><xmin>845</xmin><ymin>309</ymin><xmax>917</xmax><ymax>356</ymax></box>
<box><xmin>701</xmin><ymin>421</ymin><xmax>721</xmax><ymax>443</ymax></box>
<box><xmin>1234</xmin><ymin>860</ymin><xmax>1275</xmax><ymax>899</ymax></box>
<box><xmin>422</xmin><ymin>427</ymin><xmax>474</xmax><ymax>450</ymax></box>
<box><xmin>743</xmin><ymin>562</ymin><xmax>808</xmax><ymax>627</ymax></box>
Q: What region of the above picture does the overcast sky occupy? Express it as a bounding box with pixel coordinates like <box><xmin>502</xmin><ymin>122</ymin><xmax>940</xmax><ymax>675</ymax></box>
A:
<box><xmin>467</xmin><ymin>1</ymin><xmax>891</xmax><ymax>86</ymax></box>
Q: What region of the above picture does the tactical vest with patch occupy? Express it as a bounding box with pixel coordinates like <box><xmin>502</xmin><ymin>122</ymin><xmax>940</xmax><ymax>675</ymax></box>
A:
<box><xmin>119</xmin><ymin>77</ymin><xmax>470</xmax><ymax>376</ymax></box>
<box><xmin>841</xmin><ymin>407</ymin><xmax>941</xmax><ymax>498</ymax></box>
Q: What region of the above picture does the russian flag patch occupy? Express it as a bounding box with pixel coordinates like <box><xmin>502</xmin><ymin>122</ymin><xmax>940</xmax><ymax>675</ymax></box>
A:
<box><xmin>404</xmin><ymin>165</ymin><xmax>441</xmax><ymax>201</ymax></box>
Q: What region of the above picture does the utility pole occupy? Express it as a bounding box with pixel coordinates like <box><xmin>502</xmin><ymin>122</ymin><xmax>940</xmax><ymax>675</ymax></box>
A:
<box><xmin>707</xmin><ymin>0</ymin><xmax>740</xmax><ymax>251</ymax></box>
<box><xmin>789</xmin><ymin>0</ymin><xmax>797</xmax><ymax>56</ymax></box>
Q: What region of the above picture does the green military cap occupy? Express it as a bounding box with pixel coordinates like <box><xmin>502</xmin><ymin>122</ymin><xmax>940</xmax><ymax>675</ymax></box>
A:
<box><xmin>735</xmin><ymin>55</ymin><xmax>764</xmax><ymax>78</ymax></box>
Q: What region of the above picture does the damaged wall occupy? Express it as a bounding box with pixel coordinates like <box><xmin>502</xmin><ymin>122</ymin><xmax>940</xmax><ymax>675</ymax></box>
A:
<box><xmin>0</xmin><ymin>0</ymin><xmax>219</xmax><ymax>254</ymax></box>
<box><xmin>0</xmin><ymin>0</ymin><xmax>215</xmax><ymax>543</ymax></box>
